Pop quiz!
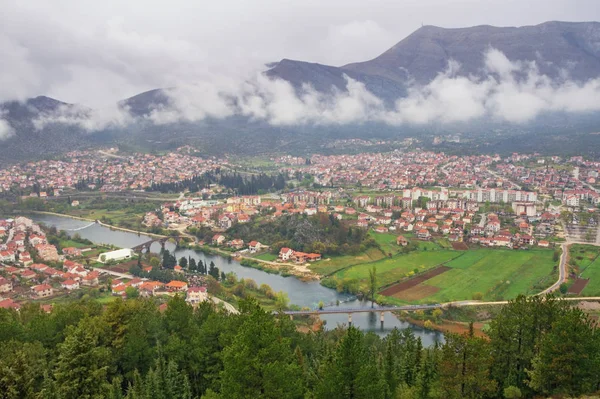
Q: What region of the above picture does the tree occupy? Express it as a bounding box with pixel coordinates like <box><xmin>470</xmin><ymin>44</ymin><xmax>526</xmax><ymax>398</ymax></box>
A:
<box><xmin>503</xmin><ymin>386</ymin><xmax>522</xmax><ymax>398</ymax></box>
<box><xmin>559</xmin><ymin>283</ymin><xmax>568</xmax><ymax>294</ymax></box>
<box><xmin>220</xmin><ymin>300</ymin><xmax>304</xmax><ymax>398</ymax></box>
<box><xmin>125</xmin><ymin>286</ymin><xmax>139</xmax><ymax>299</ymax></box>
<box><xmin>179</xmin><ymin>257</ymin><xmax>188</xmax><ymax>269</ymax></box>
<box><xmin>275</xmin><ymin>291</ymin><xmax>289</xmax><ymax>310</ymax></box>
<box><xmin>189</xmin><ymin>257</ymin><xmax>197</xmax><ymax>271</ymax></box>
<box><xmin>439</xmin><ymin>332</ymin><xmax>496</xmax><ymax>399</ymax></box>
<box><xmin>0</xmin><ymin>341</ymin><xmax>47</xmax><ymax>399</ymax></box>
<box><xmin>553</xmin><ymin>249</ymin><xmax>560</xmax><ymax>262</ymax></box>
<box><xmin>54</xmin><ymin>318</ymin><xmax>111</xmax><ymax>399</ymax></box>
<box><xmin>527</xmin><ymin>308</ymin><xmax>599</xmax><ymax>397</ymax></box>
<box><xmin>368</xmin><ymin>265</ymin><xmax>378</xmax><ymax>308</ymax></box>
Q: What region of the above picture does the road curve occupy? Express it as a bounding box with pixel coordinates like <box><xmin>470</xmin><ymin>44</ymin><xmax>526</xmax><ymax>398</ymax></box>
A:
<box><xmin>538</xmin><ymin>242</ymin><xmax>568</xmax><ymax>295</ymax></box>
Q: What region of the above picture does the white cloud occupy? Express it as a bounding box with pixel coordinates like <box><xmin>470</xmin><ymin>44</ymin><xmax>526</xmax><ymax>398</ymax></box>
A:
<box><xmin>0</xmin><ymin>118</ymin><xmax>15</xmax><ymax>140</ymax></box>
<box><xmin>26</xmin><ymin>48</ymin><xmax>600</xmax><ymax>132</ymax></box>
<box><xmin>32</xmin><ymin>103</ymin><xmax>134</xmax><ymax>131</ymax></box>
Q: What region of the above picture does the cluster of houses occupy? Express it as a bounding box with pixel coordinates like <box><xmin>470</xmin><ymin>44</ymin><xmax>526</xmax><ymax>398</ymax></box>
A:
<box><xmin>0</xmin><ymin>148</ymin><xmax>224</xmax><ymax>194</ymax></box>
<box><xmin>278</xmin><ymin>248</ymin><xmax>322</xmax><ymax>263</ymax></box>
<box><xmin>110</xmin><ymin>277</ymin><xmax>208</xmax><ymax>306</ymax></box>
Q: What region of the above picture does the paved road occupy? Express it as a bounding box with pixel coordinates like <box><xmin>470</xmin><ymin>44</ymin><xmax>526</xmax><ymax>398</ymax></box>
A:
<box><xmin>212</xmin><ymin>297</ymin><xmax>239</xmax><ymax>314</ymax></box>
<box><xmin>478</xmin><ymin>213</ymin><xmax>487</xmax><ymax>228</ymax></box>
<box><xmin>282</xmin><ymin>296</ymin><xmax>600</xmax><ymax>315</ymax></box>
<box><xmin>487</xmin><ymin>168</ymin><xmax>522</xmax><ymax>190</ymax></box>
<box><xmin>538</xmin><ymin>242</ymin><xmax>568</xmax><ymax>295</ymax></box>
<box><xmin>93</xmin><ymin>267</ymin><xmax>148</xmax><ymax>281</ymax></box>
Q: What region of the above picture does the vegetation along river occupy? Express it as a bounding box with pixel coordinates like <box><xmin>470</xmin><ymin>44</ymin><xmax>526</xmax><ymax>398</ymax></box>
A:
<box><xmin>31</xmin><ymin>214</ymin><xmax>444</xmax><ymax>345</ymax></box>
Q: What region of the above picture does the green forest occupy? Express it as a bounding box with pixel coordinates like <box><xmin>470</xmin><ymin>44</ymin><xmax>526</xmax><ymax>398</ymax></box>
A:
<box><xmin>227</xmin><ymin>213</ymin><xmax>377</xmax><ymax>256</ymax></box>
<box><xmin>0</xmin><ymin>295</ymin><xmax>599</xmax><ymax>399</ymax></box>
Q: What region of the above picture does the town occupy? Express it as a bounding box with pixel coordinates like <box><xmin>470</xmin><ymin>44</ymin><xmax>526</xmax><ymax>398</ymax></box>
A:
<box><xmin>1</xmin><ymin>148</ymin><xmax>600</xmax><ymax>311</ymax></box>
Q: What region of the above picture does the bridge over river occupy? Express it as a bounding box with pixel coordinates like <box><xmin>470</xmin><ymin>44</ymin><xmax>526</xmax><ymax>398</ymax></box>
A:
<box><xmin>279</xmin><ymin>303</ymin><xmax>447</xmax><ymax>328</ymax></box>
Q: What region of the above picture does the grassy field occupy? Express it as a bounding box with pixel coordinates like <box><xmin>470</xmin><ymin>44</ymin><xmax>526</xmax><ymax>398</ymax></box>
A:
<box><xmin>335</xmin><ymin>250</ymin><xmax>459</xmax><ymax>288</ymax></box>
<box><xmin>309</xmin><ymin>247</ymin><xmax>386</xmax><ymax>276</ymax></box>
<box><xmin>59</xmin><ymin>239</ymin><xmax>90</xmax><ymax>249</ymax></box>
<box><xmin>370</xmin><ymin>232</ymin><xmax>401</xmax><ymax>255</ymax></box>
<box><xmin>254</xmin><ymin>252</ymin><xmax>278</xmax><ymax>261</ymax></box>
<box><xmin>573</xmin><ymin>245</ymin><xmax>600</xmax><ymax>296</ymax></box>
<box><xmin>384</xmin><ymin>249</ymin><xmax>556</xmax><ymax>304</ymax></box>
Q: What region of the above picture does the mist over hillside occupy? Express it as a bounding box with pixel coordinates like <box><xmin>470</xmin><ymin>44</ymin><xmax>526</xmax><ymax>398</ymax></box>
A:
<box><xmin>2</xmin><ymin>21</ymin><xmax>600</xmax><ymax>161</ymax></box>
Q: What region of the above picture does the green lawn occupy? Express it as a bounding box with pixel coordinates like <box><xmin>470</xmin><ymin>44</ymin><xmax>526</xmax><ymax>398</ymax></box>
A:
<box><xmin>309</xmin><ymin>247</ymin><xmax>385</xmax><ymax>276</ymax></box>
<box><xmin>576</xmin><ymin>245</ymin><xmax>600</xmax><ymax>296</ymax></box>
<box><xmin>370</xmin><ymin>232</ymin><xmax>401</xmax><ymax>255</ymax></box>
<box><xmin>335</xmin><ymin>250</ymin><xmax>458</xmax><ymax>288</ymax></box>
<box><xmin>59</xmin><ymin>239</ymin><xmax>90</xmax><ymax>249</ymax></box>
<box><xmin>413</xmin><ymin>249</ymin><xmax>556</xmax><ymax>304</ymax></box>
<box><xmin>254</xmin><ymin>252</ymin><xmax>278</xmax><ymax>261</ymax></box>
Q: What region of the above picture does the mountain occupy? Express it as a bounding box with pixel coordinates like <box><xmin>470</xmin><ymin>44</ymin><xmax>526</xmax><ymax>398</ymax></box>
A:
<box><xmin>267</xmin><ymin>21</ymin><xmax>600</xmax><ymax>99</ymax></box>
<box><xmin>2</xmin><ymin>21</ymin><xmax>600</xmax><ymax>162</ymax></box>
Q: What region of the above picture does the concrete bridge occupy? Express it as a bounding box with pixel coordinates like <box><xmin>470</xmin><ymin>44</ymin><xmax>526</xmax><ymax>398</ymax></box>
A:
<box><xmin>131</xmin><ymin>236</ymin><xmax>185</xmax><ymax>252</ymax></box>
<box><xmin>280</xmin><ymin>304</ymin><xmax>443</xmax><ymax>328</ymax></box>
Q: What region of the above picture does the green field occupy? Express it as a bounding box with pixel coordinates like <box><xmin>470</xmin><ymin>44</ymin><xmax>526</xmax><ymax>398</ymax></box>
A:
<box><xmin>335</xmin><ymin>250</ymin><xmax>458</xmax><ymax>288</ymax></box>
<box><xmin>309</xmin><ymin>247</ymin><xmax>386</xmax><ymax>276</ymax></box>
<box><xmin>574</xmin><ymin>245</ymin><xmax>600</xmax><ymax>296</ymax></box>
<box><xmin>379</xmin><ymin>249</ymin><xmax>557</xmax><ymax>304</ymax></box>
<box><xmin>254</xmin><ymin>252</ymin><xmax>278</xmax><ymax>261</ymax></box>
<box><xmin>59</xmin><ymin>239</ymin><xmax>90</xmax><ymax>249</ymax></box>
<box><xmin>370</xmin><ymin>232</ymin><xmax>401</xmax><ymax>255</ymax></box>
<box><xmin>421</xmin><ymin>249</ymin><xmax>556</xmax><ymax>303</ymax></box>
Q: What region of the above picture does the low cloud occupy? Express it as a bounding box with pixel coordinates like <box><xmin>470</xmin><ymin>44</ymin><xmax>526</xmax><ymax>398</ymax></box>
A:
<box><xmin>0</xmin><ymin>118</ymin><xmax>15</xmax><ymax>140</ymax></box>
<box><xmin>29</xmin><ymin>48</ymin><xmax>600</xmax><ymax>132</ymax></box>
<box><xmin>32</xmin><ymin>104</ymin><xmax>134</xmax><ymax>131</ymax></box>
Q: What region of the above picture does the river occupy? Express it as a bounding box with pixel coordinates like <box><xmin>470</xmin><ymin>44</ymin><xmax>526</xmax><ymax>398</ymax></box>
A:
<box><xmin>31</xmin><ymin>214</ymin><xmax>444</xmax><ymax>345</ymax></box>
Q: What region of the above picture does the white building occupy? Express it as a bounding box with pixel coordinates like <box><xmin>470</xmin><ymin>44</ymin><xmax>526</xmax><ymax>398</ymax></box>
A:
<box><xmin>97</xmin><ymin>248</ymin><xmax>135</xmax><ymax>263</ymax></box>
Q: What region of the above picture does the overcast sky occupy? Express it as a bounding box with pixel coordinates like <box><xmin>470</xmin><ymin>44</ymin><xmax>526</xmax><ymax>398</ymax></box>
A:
<box><xmin>2</xmin><ymin>0</ymin><xmax>600</xmax><ymax>107</ymax></box>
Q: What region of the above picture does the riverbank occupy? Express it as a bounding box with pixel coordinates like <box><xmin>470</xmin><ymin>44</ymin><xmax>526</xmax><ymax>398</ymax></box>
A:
<box><xmin>191</xmin><ymin>244</ymin><xmax>320</xmax><ymax>281</ymax></box>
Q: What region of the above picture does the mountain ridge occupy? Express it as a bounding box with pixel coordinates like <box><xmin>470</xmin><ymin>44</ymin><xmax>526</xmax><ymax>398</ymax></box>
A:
<box><xmin>2</xmin><ymin>20</ymin><xmax>600</xmax><ymax>161</ymax></box>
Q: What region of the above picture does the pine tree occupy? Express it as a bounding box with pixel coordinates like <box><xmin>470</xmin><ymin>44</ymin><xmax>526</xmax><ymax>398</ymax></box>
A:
<box><xmin>54</xmin><ymin>319</ymin><xmax>111</xmax><ymax>399</ymax></box>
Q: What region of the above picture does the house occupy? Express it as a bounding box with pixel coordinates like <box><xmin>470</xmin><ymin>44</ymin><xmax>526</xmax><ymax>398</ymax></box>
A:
<box><xmin>112</xmin><ymin>285</ymin><xmax>127</xmax><ymax>296</ymax></box>
<box><xmin>61</xmin><ymin>279</ymin><xmax>80</xmax><ymax>290</ymax></box>
<box><xmin>0</xmin><ymin>298</ymin><xmax>20</xmax><ymax>311</ymax></box>
<box><xmin>186</xmin><ymin>286</ymin><xmax>208</xmax><ymax>304</ymax></box>
<box><xmin>20</xmin><ymin>269</ymin><xmax>37</xmax><ymax>280</ymax></box>
<box><xmin>130</xmin><ymin>278</ymin><xmax>143</xmax><ymax>288</ymax></box>
<box><xmin>166</xmin><ymin>280</ymin><xmax>188</xmax><ymax>292</ymax></box>
<box><xmin>237</xmin><ymin>214</ymin><xmax>250</xmax><ymax>223</ymax></box>
<box><xmin>306</xmin><ymin>253</ymin><xmax>322</xmax><ymax>262</ymax></box>
<box><xmin>0</xmin><ymin>250</ymin><xmax>15</xmax><ymax>263</ymax></box>
<box><xmin>416</xmin><ymin>229</ymin><xmax>431</xmax><ymax>240</ymax></box>
<box><xmin>0</xmin><ymin>277</ymin><xmax>13</xmax><ymax>293</ymax></box>
<box><xmin>494</xmin><ymin>236</ymin><xmax>513</xmax><ymax>248</ymax></box>
<box><xmin>174</xmin><ymin>265</ymin><xmax>184</xmax><ymax>273</ymax></box>
<box><xmin>18</xmin><ymin>252</ymin><xmax>33</xmax><ymax>266</ymax></box>
<box><xmin>248</xmin><ymin>241</ymin><xmax>262</xmax><ymax>253</ymax></box>
<box><xmin>212</xmin><ymin>234</ymin><xmax>226</xmax><ymax>246</ymax></box>
<box><xmin>292</xmin><ymin>252</ymin><xmax>308</xmax><ymax>263</ymax></box>
<box><xmin>97</xmin><ymin>248</ymin><xmax>134</xmax><ymax>263</ymax></box>
<box><xmin>35</xmin><ymin>244</ymin><xmax>59</xmax><ymax>262</ymax></box>
<box><xmin>279</xmin><ymin>247</ymin><xmax>294</xmax><ymax>261</ymax></box>
<box><xmin>396</xmin><ymin>235</ymin><xmax>408</xmax><ymax>246</ymax></box>
<box><xmin>139</xmin><ymin>281</ymin><xmax>164</xmax><ymax>297</ymax></box>
<box><xmin>374</xmin><ymin>226</ymin><xmax>388</xmax><ymax>233</ymax></box>
<box><xmin>81</xmin><ymin>272</ymin><xmax>100</xmax><ymax>286</ymax></box>
<box><xmin>538</xmin><ymin>240</ymin><xmax>550</xmax><ymax>248</ymax></box>
<box><xmin>229</xmin><ymin>239</ymin><xmax>245</xmax><ymax>250</ymax></box>
<box><xmin>62</xmin><ymin>247</ymin><xmax>82</xmax><ymax>257</ymax></box>
<box><xmin>31</xmin><ymin>284</ymin><xmax>53</xmax><ymax>298</ymax></box>
<box><xmin>218</xmin><ymin>215</ymin><xmax>232</xmax><ymax>229</ymax></box>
